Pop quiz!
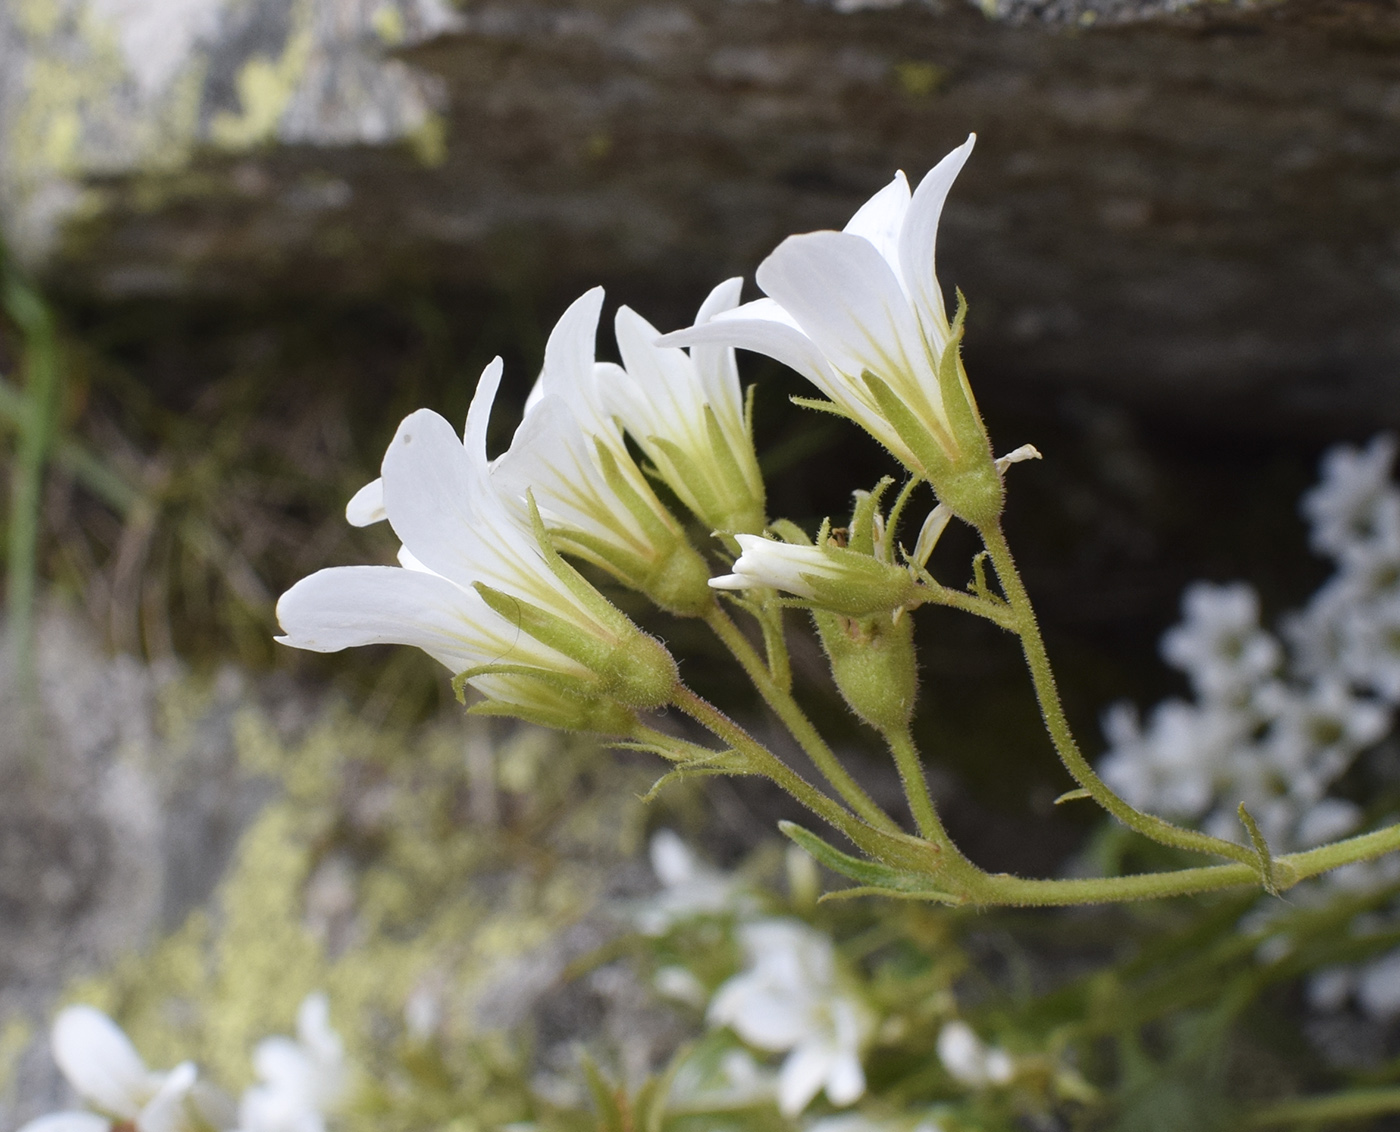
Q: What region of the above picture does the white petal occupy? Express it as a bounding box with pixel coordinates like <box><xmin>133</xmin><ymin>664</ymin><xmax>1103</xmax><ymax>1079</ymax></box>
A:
<box><xmin>493</xmin><ymin>394</ymin><xmax>652</xmax><ymax>548</ymax></box>
<box><xmin>995</xmin><ymin>444</ymin><xmax>1042</xmax><ymax>471</ymax></box>
<box><xmin>16</xmin><ymin>1114</ymin><xmax>111</xmax><ymax>1132</ymax></box>
<box><xmin>382</xmin><ymin>407</ymin><xmax>498</xmax><ymax>592</ymax></box>
<box><xmin>344</xmin><ymin>479</ymin><xmax>385</xmax><ymax>527</ymax></box>
<box><xmin>649</xmin><ymin>829</ymin><xmax>696</xmax><ymax>887</ymax></box>
<box><xmin>253</xmin><ymin>1038</ymin><xmax>314</xmax><ymax>1091</ymax></box>
<box><xmin>275</xmin><ymin>565</ymin><xmax>508</xmax><ymax>673</ymax></box>
<box><xmin>823</xmin><ymin>1050</ymin><xmax>866</xmax><ymax>1106</ymax></box>
<box><xmin>757</xmin><ymin>231</ymin><xmax>937</xmax><ymax>404</ymax></box>
<box><xmin>777</xmin><ymin>1044</ymin><xmax>832</xmax><ymax>1116</ymax></box>
<box><xmin>135</xmin><ymin>1062</ymin><xmax>197</xmax><ymax>1132</ymax></box>
<box><xmin>615</xmin><ymin>306</ymin><xmax>705</xmax><ymax>438</ymax></box>
<box><xmin>898</xmin><ymin>134</ymin><xmax>975</xmax><ymax>353</ymax></box>
<box><xmin>658</xmin><ymin>302</ymin><xmax>839</xmax><ymax>395</ymax></box>
<box><xmin>843</xmin><ymin>171</ymin><xmax>911</xmax><ymax>282</ymax></box>
<box><xmin>690</xmin><ymin>276</ymin><xmax>747</xmax><ymax>416</ymax></box>
<box><xmin>539</xmin><ymin>287</ymin><xmax>606</xmax><ymax>426</ymax></box>
<box><xmin>461</xmin><ymin>357</ymin><xmax>506</xmax><ymax>473</ymax></box>
<box><xmin>913</xmin><ymin>504</ymin><xmax>951</xmax><ymax>569</ymax></box>
<box><xmin>52</xmin><ymin>1006</ymin><xmax>150</xmax><ymax>1120</ymax></box>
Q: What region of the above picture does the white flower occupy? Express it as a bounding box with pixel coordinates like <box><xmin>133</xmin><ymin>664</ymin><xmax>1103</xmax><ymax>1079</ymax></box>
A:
<box><xmin>236</xmin><ymin>994</ymin><xmax>348</xmax><ymax>1132</ymax></box>
<box><xmin>708</xmin><ymin>919</ymin><xmax>874</xmax><ymax>1117</ymax></box>
<box><xmin>636</xmin><ymin>829</ymin><xmax>746</xmax><ymax>935</ymax></box>
<box><xmin>493</xmin><ymin>290</ymin><xmax>712</xmax><ymax>617</ymax></box>
<box><xmin>935</xmin><ymin>1021</ymin><xmax>1014</xmax><ymax>1088</ymax></box>
<box><xmin>599</xmin><ymin>279</ymin><xmax>766</xmax><ymax>535</ymax></box>
<box><xmin>1098</xmin><ymin>699</ymin><xmax>1250</xmax><ymax>822</ymax></box>
<box><xmin>1160</xmin><ymin>582</ymin><xmax>1280</xmax><ymax>704</ymax></box>
<box><xmin>19</xmin><ymin>1006</ymin><xmax>200</xmax><ymax>1132</ymax></box>
<box><xmin>1339</xmin><ymin>593</ymin><xmax>1400</xmax><ymax>702</ymax></box>
<box><xmin>1302</xmin><ymin>434</ymin><xmax>1399</xmax><ymax>559</ymax></box>
<box><xmin>277</xmin><ymin>357</ymin><xmax>676</xmax><ymax>726</ymax></box>
<box><xmin>660</xmin><ymin>138</ymin><xmax>999</xmax><ymax>507</ymax></box>
<box><xmin>807</xmin><ymin>1115</ymin><xmax>945</xmax><ymax>1132</ymax></box>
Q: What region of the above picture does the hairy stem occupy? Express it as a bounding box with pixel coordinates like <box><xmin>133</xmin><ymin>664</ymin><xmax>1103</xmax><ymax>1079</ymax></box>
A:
<box><xmin>670</xmin><ymin>684</ymin><xmax>895</xmax><ymax>853</ymax></box>
<box><xmin>705</xmin><ymin>603</ymin><xmax>900</xmax><ymax>833</ymax></box>
<box><xmin>884</xmin><ymin>724</ymin><xmax>947</xmax><ymax>846</ymax></box>
<box><xmin>979</xmin><ymin>521</ymin><xmax>1257</xmax><ymax>868</ymax></box>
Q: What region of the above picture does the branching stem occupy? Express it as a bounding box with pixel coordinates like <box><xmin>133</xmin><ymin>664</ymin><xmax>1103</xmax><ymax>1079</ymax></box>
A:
<box><xmin>705</xmin><ymin>603</ymin><xmax>899</xmax><ymax>833</ymax></box>
<box><xmin>978</xmin><ymin>521</ymin><xmax>1259</xmax><ymax>868</ymax></box>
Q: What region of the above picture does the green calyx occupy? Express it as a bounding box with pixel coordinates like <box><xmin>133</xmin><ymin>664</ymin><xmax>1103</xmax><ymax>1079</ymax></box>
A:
<box><xmin>457</xmin><ymin>667</ymin><xmax>640</xmax><ymax>734</ymax></box>
<box><xmin>472</xmin><ymin>582</ymin><xmax>678</xmax><ymax>710</ymax></box>
<box><xmin>813</xmin><ymin>607</ymin><xmax>918</xmax><ymax>733</ymax></box>
<box><xmin>861</xmin><ymin>293</ymin><xmax>1003</xmax><ymax>529</ymax></box>
<box><xmin>597</xmin><ymin>628</ymin><xmax>680</xmax><ymax>709</ymax></box>
<box><xmin>803</xmin><ymin>548</ymin><xmax>920</xmax><ymax>618</ymax></box>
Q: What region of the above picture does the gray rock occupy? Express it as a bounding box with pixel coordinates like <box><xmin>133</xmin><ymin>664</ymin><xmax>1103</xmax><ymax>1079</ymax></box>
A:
<box><xmin>5</xmin><ymin>0</ymin><xmax>1400</xmax><ymax>433</ymax></box>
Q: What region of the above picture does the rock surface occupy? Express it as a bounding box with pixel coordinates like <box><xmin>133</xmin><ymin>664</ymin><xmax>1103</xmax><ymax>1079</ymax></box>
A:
<box><xmin>4</xmin><ymin>0</ymin><xmax>1400</xmax><ymax>434</ymax></box>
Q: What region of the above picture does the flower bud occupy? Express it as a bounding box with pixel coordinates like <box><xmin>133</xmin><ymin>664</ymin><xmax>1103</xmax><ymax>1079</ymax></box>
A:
<box><xmin>710</xmin><ymin>536</ymin><xmax>919</xmax><ymax>618</ymax></box>
<box><xmin>813</xmin><ymin>609</ymin><xmax>918</xmax><ymax>733</ymax></box>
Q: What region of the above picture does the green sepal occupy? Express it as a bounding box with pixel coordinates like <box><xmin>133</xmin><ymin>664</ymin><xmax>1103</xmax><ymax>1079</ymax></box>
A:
<box><xmin>549</xmin><ymin>527</ymin><xmax>655</xmax><ymax>588</ymax></box>
<box><xmin>703</xmin><ymin>403</ymin><xmax>766</xmax><ymax>534</ymax></box>
<box><xmin>472</xmin><ymin>581</ymin><xmax>678</xmax><ymax>709</ymax></box>
<box><xmin>768</xmin><ymin>518</ymin><xmax>812</xmax><ymax>546</ymax></box>
<box><xmin>801</xmin><ymin>550</ymin><xmax>920</xmax><ymax>619</ymax></box>
<box><xmin>593</xmin><ymin>437</ymin><xmax>679</xmax><ymax>548</ymax></box>
<box><xmin>862</xmin><ymin>370</ymin><xmax>953</xmax><ymax>481</ymax></box>
<box><xmin>473</xmin><ymin>582</ymin><xmax>613</xmax><ymax>670</ymax></box>
<box><xmin>580</xmin><ymin>1055</ymin><xmax>628</xmax><ymax>1132</ymax></box>
<box><xmin>452</xmin><ymin>662</ymin><xmax>596</xmax><ymax>703</ymax></box>
<box><xmin>779</xmin><ymin>821</ymin><xmax>962</xmax><ymax>903</ymax></box>
<box><xmin>525</xmin><ymin>491</ymin><xmax>636</xmax><ymax>639</ymax></box>
<box><xmin>818</xmin><ymin>885</ymin><xmax>963</xmax><ymax>905</ymax></box>
<box><xmin>790</xmin><ymin>394</ymin><xmax>853</xmax><ymax>418</ymax></box>
<box><xmin>455</xmin><ymin>665</ymin><xmax>638</xmax><ymax>734</ymax></box>
<box><xmin>847</xmin><ymin>476</ymin><xmax>895</xmax><ymax>557</ymax></box>
<box><xmin>648</xmin><ymin>434</ymin><xmax>728</xmax><ymax>530</ymax></box>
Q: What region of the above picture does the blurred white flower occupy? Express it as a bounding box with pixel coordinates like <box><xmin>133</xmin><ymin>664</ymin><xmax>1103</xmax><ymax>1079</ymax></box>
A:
<box><xmin>19</xmin><ymin>1006</ymin><xmax>199</xmax><ymax>1132</ymax></box>
<box><xmin>807</xmin><ymin>1115</ymin><xmax>945</xmax><ymax>1132</ymax></box>
<box><xmin>236</xmin><ymin>994</ymin><xmax>349</xmax><ymax>1132</ymax></box>
<box><xmin>637</xmin><ymin>829</ymin><xmax>746</xmax><ymax>935</ymax></box>
<box><xmin>935</xmin><ymin>1021</ymin><xmax>1014</xmax><ymax>1088</ymax></box>
<box><xmin>1302</xmin><ymin>434</ymin><xmax>1399</xmax><ymax>558</ymax></box>
<box><xmin>1161</xmin><ymin>582</ymin><xmax>1280</xmax><ymax>704</ymax></box>
<box><xmin>709</xmin><ymin>919</ymin><xmax>874</xmax><ymax>1116</ymax></box>
<box><xmin>1099</xmin><ymin>699</ymin><xmax>1247</xmax><ymax>823</ymax></box>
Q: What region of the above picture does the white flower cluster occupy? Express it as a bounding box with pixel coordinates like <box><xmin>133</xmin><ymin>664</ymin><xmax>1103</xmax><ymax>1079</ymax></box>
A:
<box><xmin>20</xmin><ymin>996</ymin><xmax>347</xmax><ymax>1132</ymax></box>
<box><xmin>637</xmin><ymin>831</ymin><xmax>1017</xmax><ymax>1122</ymax></box>
<box><xmin>276</xmin><ymin>134</ymin><xmax>1013</xmax><ymax>729</ymax></box>
<box><xmin>1098</xmin><ymin>435</ymin><xmax>1400</xmax><ymax>855</ymax></box>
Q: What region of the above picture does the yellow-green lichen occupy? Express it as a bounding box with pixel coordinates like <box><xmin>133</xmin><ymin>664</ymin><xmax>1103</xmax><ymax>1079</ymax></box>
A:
<box><xmin>50</xmin><ymin>671</ymin><xmax>657</xmax><ymax>1127</ymax></box>
<box><xmin>210</xmin><ymin>9</ymin><xmax>314</xmax><ymax>151</ymax></box>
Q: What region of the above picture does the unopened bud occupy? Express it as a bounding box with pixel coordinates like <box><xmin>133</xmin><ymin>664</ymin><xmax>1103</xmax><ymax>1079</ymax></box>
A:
<box><xmin>814</xmin><ymin>609</ymin><xmax>918</xmax><ymax>732</ymax></box>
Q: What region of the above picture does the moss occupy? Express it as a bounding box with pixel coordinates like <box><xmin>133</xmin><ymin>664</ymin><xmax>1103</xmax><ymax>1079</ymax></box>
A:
<box><xmin>52</xmin><ymin>671</ymin><xmax>656</xmax><ymax>1123</ymax></box>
